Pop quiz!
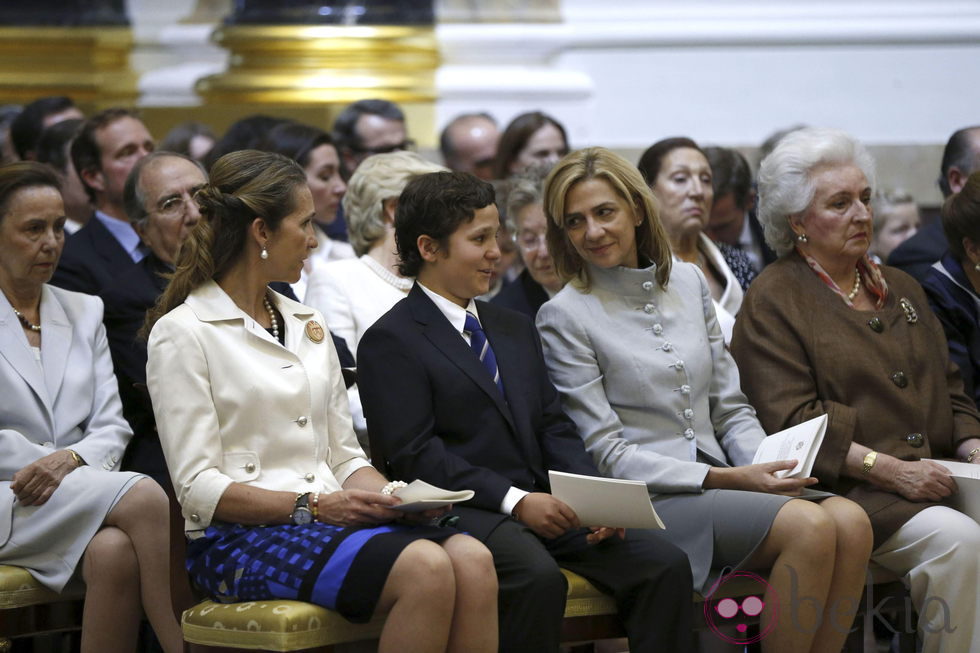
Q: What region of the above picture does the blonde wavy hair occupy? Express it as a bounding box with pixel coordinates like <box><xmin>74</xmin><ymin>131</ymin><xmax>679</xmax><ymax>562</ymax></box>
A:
<box><xmin>543</xmin><ymin>147</ymin><xmax>671</xmax><ymax>290</ymax></box>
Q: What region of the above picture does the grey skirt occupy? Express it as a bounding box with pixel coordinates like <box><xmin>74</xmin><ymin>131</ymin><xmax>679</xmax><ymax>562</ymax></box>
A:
<box><xmin>652</xmin><ymin>487</ymin><xmax>829</xmax><ymax>593</ymax></box>
<box><xmin>0</xmin><ymin>467</ymin><xmax>145</xmax><ymax>592</ymax></box>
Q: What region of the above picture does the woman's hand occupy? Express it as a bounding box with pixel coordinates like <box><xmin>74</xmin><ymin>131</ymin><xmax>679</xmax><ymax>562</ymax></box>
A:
<box><xmin>875</xmin><ymin>459</ymin><xmax>956</xmax><ymax>502</ymax></box>
<box><xmin>317</xmin><ymin>489</ymin><xmax>403</xmax><ymax>527</ymax></box>
<box><xmin>704</xmin><ymin>460</ymin><xmax>818</xmax><ymax>496</ymax></box>
<box><xmin>10</xmin><ymin>450</ymin><xmax>80</xmax><ymax>506</ymax></box>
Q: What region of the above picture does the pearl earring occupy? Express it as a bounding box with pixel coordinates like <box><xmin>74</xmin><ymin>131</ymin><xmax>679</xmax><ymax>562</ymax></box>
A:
<box><xmin>974</xmin><ymin>262</ymin><xmax>980</xmax><ymax>273</ymax></box>
<box><xmin>260</xmin><ymin>247</ymin><xmax>269</xmax><ymax>260</ymax></box>
<box><xmin>796</xmin><ymin>233</ymin><xmax>808</xmax><ymax>243</ymax></box>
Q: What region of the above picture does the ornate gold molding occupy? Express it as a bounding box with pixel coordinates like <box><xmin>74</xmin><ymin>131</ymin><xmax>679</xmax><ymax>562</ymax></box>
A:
<box><xmin>0</xmin><ymin>27</ymin><xmax>137</xmax><ymax>107</ymax></box>
<box><xmin>196</xmin><ymin>25</ymin><xmax>438</xmax><ymax>105</ymax></box>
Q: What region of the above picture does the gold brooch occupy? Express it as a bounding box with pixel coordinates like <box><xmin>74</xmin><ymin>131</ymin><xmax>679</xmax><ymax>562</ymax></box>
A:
<box><xmin>305</xmin><ymin>320</ymin><xmax>325</xmax><ymax>343</ymax></box>
<box><xmin>899</xmin><ymin>297</ymin><xmax>918</xmax><ymax>324</ymax></box>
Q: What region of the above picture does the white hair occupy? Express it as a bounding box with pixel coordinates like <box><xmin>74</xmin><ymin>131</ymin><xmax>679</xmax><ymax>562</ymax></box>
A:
<box><xmin>757</xmin><ymin>127</ymin><xmax>876</xmax><ymax>257</ymax></box>
<box><xmin>342</xmin><ymin>151</ymin><xmax>446</xmax><ymax>256</ymax></box>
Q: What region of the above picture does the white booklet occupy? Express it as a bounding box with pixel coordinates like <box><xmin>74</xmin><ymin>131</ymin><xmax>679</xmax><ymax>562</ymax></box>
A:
<box><xmin>752</xmin><ymin>414</ymin><xmax>828</xmax><ymax>479</ymax></box>
<box><xmin>390</xmin><ymin>480</ymin><xmax>475</xmax><ymax>512</ymax></box>
<box><xmin>924</xmin><ymin>459</ymin><xmax>980</xmax><ymax>523</ymax></box>
<box><xmin>548</xmin><ymin>470</ymin><xmax>665</xmax><ymax>529</ymax></box>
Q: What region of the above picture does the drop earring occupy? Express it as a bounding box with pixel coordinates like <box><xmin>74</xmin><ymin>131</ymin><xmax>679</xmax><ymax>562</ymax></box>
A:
<box><xmin>974</xmin><ymin>261</ymin><xmax>980</xmax><ymax>273</ymax></box>
<box><xmin>260</xmin><ymin>247</ymin><xmax>269</xmax><ymax>260</ymax></box>
<box><xmin>796</xmin><ymin>233</ymin><xmax>808</xmax><ymax>243</ymax></box>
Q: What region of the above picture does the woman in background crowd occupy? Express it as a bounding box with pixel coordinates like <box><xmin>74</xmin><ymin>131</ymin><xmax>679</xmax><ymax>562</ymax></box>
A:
<box><xmin>922</xmin><ymin>171</ymin><xmax>980</xmax><ymax>409</ymax></box>
<box><xmin>145</xmin><ymin>151</ymin><xmax>497</xmax><ymax>653</ymax></box>
<box><xmin>260</xmin><ymin>121</ymin><xmax>354</xmax><ymax>300</ymax></box>
<box><xmin>304</xmin><ymin>150</ymin><xmax>444</xmax><ymax>353</ymax></box>
<box><xmin>638</xmin><ymin>137</ymin><xmax>748</xmax><ymax>343</ymax></box>
<box><xmin>732</xmin><ymin>127</ymin><xmax>980</xmax><ymax>653</ymax></box>
<box><xmin>0</xmin><ymin>162</ymin><xmax>182</xmax><ymax>652</ymax></box>
<box><xmin>492</xmin><ymin>111</ymin><xmax>569</xmax><ymax>180</ymax></box>
<box><xmin>159</xmin><ymin>121</ymin><xmax>216</xmax><ymax>164</ymax></box>
<box><xmin>538</xmin><ymin>147</ymin><xmax>872</xmax><ymax>653</ymax></box>
<box><xmin>491</xmin><ymin>166</ymin><xmax>563</xmax><ymax>318</ymax></box>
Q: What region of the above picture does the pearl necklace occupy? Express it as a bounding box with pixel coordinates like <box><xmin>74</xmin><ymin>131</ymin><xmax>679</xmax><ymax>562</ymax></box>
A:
<box><xmin>12</xmin><ymin>306</ymin><xmax>41</xmax><ymax>332</ymax></box>
<box><xmin>262</xmin><ymin>295</ymin><xmax>279</xmax><ymax>340</ymax></box>
<box><xmin>847</xmin><ymin>268</ymin><xmax>862</xmax><ymax>301</ymax></box>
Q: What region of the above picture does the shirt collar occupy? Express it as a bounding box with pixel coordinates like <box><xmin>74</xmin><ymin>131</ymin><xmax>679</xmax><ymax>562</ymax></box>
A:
<box><xmin>95</xmin><ymin>209</ymin><xmax>146</xmax><ymax>262</ymax></box>
<box><xmin>417</xmin><ymin>282</ymin><xmax>480</xmax><ymax>336</ymax></box>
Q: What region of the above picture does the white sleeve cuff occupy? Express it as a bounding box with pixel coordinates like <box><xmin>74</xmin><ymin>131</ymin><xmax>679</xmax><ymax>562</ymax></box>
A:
<box><xmin>500</xmin><ymin>486</ymin><xmax>530</xmax><ymax>516</ymax></box>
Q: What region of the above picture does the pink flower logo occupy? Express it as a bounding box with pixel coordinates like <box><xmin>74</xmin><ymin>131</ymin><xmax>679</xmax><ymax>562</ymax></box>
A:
<box><xmin>703</xmin><ymin>571</ymin><xmax>777</xmax><ymax>645</ymax></box>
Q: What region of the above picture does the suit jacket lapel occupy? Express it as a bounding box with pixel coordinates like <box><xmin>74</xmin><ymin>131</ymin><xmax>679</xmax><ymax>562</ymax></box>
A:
<box><xmin>90</xmin><ymin>214</ymin><xmax>134</xmax><ymax>269</ymax></box>
<box><xmin>0</xmin><ymin>291</ymin><xmax>52</xmax><ymax>417</ymax></box>
<box><xmin>477</xmin><ymin>304</ymin><xmax>543</xmax><ymax>462</ymax></box>
<box><xmin>407</xmin><ymin>286</ymin><xmax>517</xmax><ymax>433</ymax></box>
<box><xmin>39</xmin><ymin>286</ymin><xmax>72</xmax><ymax>404</ymax></box>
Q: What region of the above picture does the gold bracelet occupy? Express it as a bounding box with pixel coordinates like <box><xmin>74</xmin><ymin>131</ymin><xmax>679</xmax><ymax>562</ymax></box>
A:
<box><xmin>66</xmin><ymin>449</ymin><xmax>84</xmax><ymax>468</ymax></box>
<box><xmin>310</xmin><ymin>492</ymin><xmax>319</xmax><ymax>521</ymax></box>
<box><xmin>967</xmin><ymin>447</ymin><xmax>980</xmax><ymax>464</ymax></box>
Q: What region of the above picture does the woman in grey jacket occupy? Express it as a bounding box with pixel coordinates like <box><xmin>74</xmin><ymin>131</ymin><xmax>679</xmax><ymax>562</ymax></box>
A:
<box><xmin>536</xmin><ymin>147</ymin><xmax>871</xmax><ymax>653</ymax></box>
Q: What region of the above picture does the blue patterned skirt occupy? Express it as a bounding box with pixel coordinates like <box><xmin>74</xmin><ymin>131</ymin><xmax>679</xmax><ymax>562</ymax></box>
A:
<box><xmin>186</xmin><ymin>521</ymin><xmax>454</xmax><ymax>622</ymax></box>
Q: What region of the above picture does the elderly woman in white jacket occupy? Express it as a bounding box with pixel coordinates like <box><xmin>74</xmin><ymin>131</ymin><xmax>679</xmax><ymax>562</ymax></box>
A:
<box><xmin>536</xmin><ymin>148</ymin><xmax>873</xmax><ymax>653</ymax></box>
<box><xmin>0</xmin><ymin>162</ymin><xmax>182</xmax><ymax>652</ymax></box>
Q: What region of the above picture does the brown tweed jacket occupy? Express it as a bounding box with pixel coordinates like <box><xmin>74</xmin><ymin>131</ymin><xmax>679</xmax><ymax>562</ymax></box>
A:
<box><xmin>731</xmin><ymin>252</ymin><xmax>980</xmax><ymax>546</ymax></box>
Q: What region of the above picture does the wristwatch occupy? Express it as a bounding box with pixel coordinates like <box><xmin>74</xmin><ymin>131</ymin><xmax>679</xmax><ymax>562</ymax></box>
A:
<box><xmin>862</xmin><ymin>451</ymin><xmax>878</xmax><ymax>474</ymax></box>
<box><xmin>291</xmin><ymin>492</ymin><xmax>313</xmax><ymax>525</ymax></box>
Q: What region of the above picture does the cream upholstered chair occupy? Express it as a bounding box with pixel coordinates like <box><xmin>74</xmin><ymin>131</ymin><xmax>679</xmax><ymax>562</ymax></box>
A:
<box><xmin>0</xmin><ymin>564</ymin><xmax>84</xmax><ymax>651</ymax></box>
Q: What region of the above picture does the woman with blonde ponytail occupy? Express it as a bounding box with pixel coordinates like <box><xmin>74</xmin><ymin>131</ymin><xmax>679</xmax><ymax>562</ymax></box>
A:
<box><xmin>145</xmin><ymin>150</ymin><xmax>498</xmax><ymax>653</ymax></box>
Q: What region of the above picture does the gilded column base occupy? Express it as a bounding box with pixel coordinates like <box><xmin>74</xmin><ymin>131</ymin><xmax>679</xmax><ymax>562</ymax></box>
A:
<box><xmin>0</xmin><ymin>27</ymin><xmax>137</xmax><ymax>107</ymax></box>
<box><xmin>196</xmin><ymin>25</ymin><xmax>438</xmax><ymax>105</ymax></box>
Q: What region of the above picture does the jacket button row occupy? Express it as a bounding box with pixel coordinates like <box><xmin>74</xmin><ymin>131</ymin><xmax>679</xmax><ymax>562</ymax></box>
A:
<box><xmin>305</xmin><ymin>473</ymin><xmax>315</xmax><ymax>482</ymax></box>
<box><xmin>905</xmin><ymin>433</ymin><xmax>924</xmax><ymax>448</ymax></box>
<box><xmin>245</xmin><ymin>462</ymin><xmax>256</xmax><ymax>473</ymax></box>
<box><xmin>890</xmin><ymin>371</ymin><xmax>908</xmax><ymax>388</ymax></box>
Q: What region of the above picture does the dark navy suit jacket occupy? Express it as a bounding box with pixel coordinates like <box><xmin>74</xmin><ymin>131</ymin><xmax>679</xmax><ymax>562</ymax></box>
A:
<box><xmin>922</xmin><ymin>253</ymin><xmax>980</xmax><ymax>409</ymax></box>
<box><xmin>491</xmin><ymin>269</ymin><xmax>550</xmax><ymax>319</ymax></box>
<box><xmin>887</xmin><ymin>219</ymin><xmax>948</xmax><ymax>282</ymax></box>
<box><xmin>53</xmin><ymin>214</ymin><xmax>136</xmax><ymax>296</ymax></box>
<box><xmin>358</xmin><ymin>283</ymin><xmax>599</xmax><ymax>539</ymax></box>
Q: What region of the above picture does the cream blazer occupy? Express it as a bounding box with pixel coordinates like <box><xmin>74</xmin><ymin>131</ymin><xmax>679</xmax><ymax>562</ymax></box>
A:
<box><xmin>0</xmin><ymin>286</ymin><xmax>131</xmax><ymax>546</ymax></box>
<box><xmin>146</xmin><ymin>280</ymin><xmax>370</xmax><ymax>532</ymax></box>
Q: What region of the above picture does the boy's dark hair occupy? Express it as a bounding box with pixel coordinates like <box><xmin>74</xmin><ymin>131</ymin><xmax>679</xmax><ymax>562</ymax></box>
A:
<box><xmin>395</xmin><ymin>171</ymin><xmax>496</xmax><ymax>277</ymax></box>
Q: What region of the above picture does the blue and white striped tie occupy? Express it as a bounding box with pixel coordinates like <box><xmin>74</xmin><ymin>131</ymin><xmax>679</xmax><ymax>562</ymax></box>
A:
<box><xmin>464</xmin><ymin>311</ymin><xmax>504</xmax><ymax>395</ymax></box>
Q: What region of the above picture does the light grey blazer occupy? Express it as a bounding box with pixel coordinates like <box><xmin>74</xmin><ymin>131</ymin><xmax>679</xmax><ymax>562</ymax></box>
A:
<box><xmin>0</xmin><ymin>286</ymin><xmax>136</xmax><ymax>589</ymax></box>
<box><xmin>536</xmin><ymin>262</ymin><xmax>764</xmax><ymax>493</ymax></box>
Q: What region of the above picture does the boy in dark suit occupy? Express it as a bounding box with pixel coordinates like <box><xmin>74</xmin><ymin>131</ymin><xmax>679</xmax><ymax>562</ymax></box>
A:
<box><xmin>358</xmin><ymin>171</ymin><xmax>693</xmax><ymax>652</ymax></box>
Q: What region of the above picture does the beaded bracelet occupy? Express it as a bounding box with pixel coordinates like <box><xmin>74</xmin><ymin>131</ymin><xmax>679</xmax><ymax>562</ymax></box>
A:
<box><xmin>310</xmin><ymin>492</ymin><xmax>320</xmax><ymax>520</ymax></box>
<box><xmin>381</xmin><ymin>480</ymin><xmax>408</xmax><ymax>496</ymax></box>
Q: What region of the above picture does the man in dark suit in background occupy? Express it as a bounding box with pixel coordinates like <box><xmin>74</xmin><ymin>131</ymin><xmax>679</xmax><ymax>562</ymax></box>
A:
<box><xmin>358</xmin><ymin>171</ymin><xmax>693</xmax><ymax>653</ymax></box>
<box><xmin>889</xmin><ymin>125</ymin><xmax>980</xmax><ymax>281</ymax></box>
<box><xmin>52</xmin><ymin>108</ymin><xmax>154</xmax><ymax>295</ymax></box>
